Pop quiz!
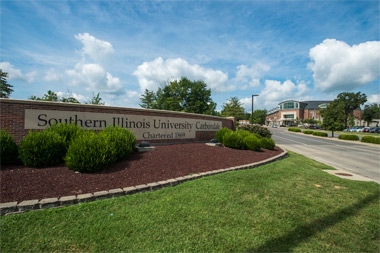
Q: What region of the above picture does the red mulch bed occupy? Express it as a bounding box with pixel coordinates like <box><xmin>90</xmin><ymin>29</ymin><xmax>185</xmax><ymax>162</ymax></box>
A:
<box><xmin>0</xmin><ymin>143</ymin><xmax>283</xmax><ymax>203</ymax></box>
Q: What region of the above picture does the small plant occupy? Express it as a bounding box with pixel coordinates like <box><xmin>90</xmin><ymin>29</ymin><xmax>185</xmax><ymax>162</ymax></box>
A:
<box><xmin>99</xmin><ymin>126</ymin><xmax>136</xmax><ymax>162</ymax></box>
<box><xmin>18</xmin><ymin>131</ymin><xmax>66</xmax><ymax>168</ymax></box>
<box><xmin>260</xmin><ymin>138</ymin><xmax>276</xmax><ymax>150</ymax></box>
<box><xmin>238</xmin><ymin>125</ymin><xmax>272</xmax><ymax>138</ymax></box>
<box><xmin>243</xmin><ymin>135</ymin><xmax>261</xmax><ymax>151</ymax></box>
<box><xmin>303</xmin><ymin>130</ymin><xmax>314</xmax><ymax>135</ymax></box>
<box><xmin>65</xmin><ymin>131</ymin><xmax>116</xmax><ymax>172</ymax></box>
<box><xmin>0</xmin><ymin>129</ymin><xmax>18</xmax><ymax>165</ymax></box>
<box><xmin>46</xmin><ymin>123</ymin><xmax>84</xmax><ymax>149</ymax></box>
<box><xmin>288</xmin><ymin>128</ymin><xmax>301</xmax><ymax>132</ymax></box>
<box><xmin>312</xmin><ymin>132</ymin><xmax>328</xmax><ymax>137</ymax></box>
<box><xmin>223</xmin><ymin>131</ymin><xmax>245</xmax><ymax>150</ymax></box>
<box><xmin>338</xmin><ymin>134</ymin><xmax>359</xmax><ymax>141</ymax></box>
<box><xmin>215</xmin><ymin>127</ymin><xmax>233</xmax><ymax>143</ymax></box>
<box><xmin>361</xmin><ymin>136</ymin><xmax>380</xmax><ymax>144</ymax></box>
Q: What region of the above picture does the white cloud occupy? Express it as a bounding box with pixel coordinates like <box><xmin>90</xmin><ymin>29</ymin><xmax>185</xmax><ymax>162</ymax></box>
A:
<box><xmin>74</xmin><ymin>33</ymin><xmax>114</xmax><ymax>64</ymax></box>
<box><xmin>308</xmin><ymin>39</ymin><xmax>380</xmax><ymax>92</ymax></box>
<box><xmin>368</xmin><ymin>94</ymin><xmax>380</xmax><ymax>104</ymax></box>
<box><xmin>133</xmin><ymin>57</ymin><xmax>232</xmax><ymax>92</ymax></box>
<box><xmin>44</xmin><ymin>68</ymin><xmax>62</xmax><ymax>82</ymax></box>
<box><xmin>0</xmin><ymin>62</ymin><xmax>36</xmax><ymax>83</ymax></box>
<box><xmin>56</xmin><ymin>91</ymin><xmax>87</xmax><ymax>102</ymax></box>
<box><xmin>240</xmin><ymin>79</ymin><xmax>311</xmax><ymax>110</ymax></box>
<box><xmin>235</xmin><ymin>63</ymin><xmax>270</xmax><ymax>90</ymax></box>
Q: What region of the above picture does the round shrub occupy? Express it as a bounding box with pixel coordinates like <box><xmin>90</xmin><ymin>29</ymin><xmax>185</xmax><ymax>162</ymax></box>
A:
<box><xmin>303</xmin><ymin>130</ymin><xmax>314</xmax><ymax>135</ymax></box>
<box><xmin>338</xmin><ymin>134</ymin><xmax>359</xmax><ymax>141</ymax></box>
<box><xmin>312</xmin><ymin>132</ymin><xmax>328</xmax><ymax>137</ymax></box>
<box><xmin>361</xmin><ymin>136</ymin><xmax>380</xmax><ymax>144</ymax></box>
<box><xmin>288</xmin><ymin>127</ymin><xmax>301</xmax><ymax>132</ymax></box>
<box><xmin>46</xmin><ymin>123</ymin><xmax>84</xmax><ymax>149</ymax></box>
<box><xmin>99</xmin><ymin>126</ymin><xmax>136</xmax><ymax>162</ymax></box>
<box><xmin>223</xmin><ymin>131</ymin><xmax>245</xmax><ymax>149</ymax></box>
<box><xmin>238</xmin><ymin>125</ymin><xmax>272</xmax><ymax>138</ymax></box>
<box><xmin>215</xmin><ymin>127</ymin><xmax>233</xmax><ymax>143</ymax></box>
<box><xmin>243</xmin><ymin>135</ymin><xmax>261</xmax><ymax>151</ymax></box>
<box><xmin>0</xmin><ymin>129</ymin><xmax>18</xmax><ymax>165</ymax></box>
<box><xmin>236</xmin><ymin>130</ymin><xmax>251</xmax><ymax>139</ymax></box>
<box><xmin>65</xmin><ymin>131</ymin><xmax>116</xmax><ymax>172</ymax></box>
<box><xmin>260</xmin><ymin>138</ymin><xmax>276</xmax><ymax>150</ymax></box>
<box><xmin>19</xmin><ymin>131</ymin><xmax>66</xmax><ymax>168</ymax></box>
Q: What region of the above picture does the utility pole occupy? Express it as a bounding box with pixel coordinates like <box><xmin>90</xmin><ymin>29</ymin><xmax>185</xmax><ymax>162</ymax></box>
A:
<box><xmin>251</xmin><ymin>94</ymin><xmax>259</xmax><ymax>124</ymax></box>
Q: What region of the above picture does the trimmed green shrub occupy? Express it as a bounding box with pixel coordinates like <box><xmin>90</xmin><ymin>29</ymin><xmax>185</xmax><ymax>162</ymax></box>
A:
<box><xmin>46</xmin><ymin>123</ymin><xmax>84</xmax><ymax>149</ymax></box>
<box><xmin>65</xmin><ymin>131</ymin><xmax>116</xmax><ymax>172</ymax></box>
<box><xmin>361</xmin><ymin>136</ymin><xmax>380</xmax><ymax>144</ymax></box>
<box><xmin>236</xmin><ymin>130</ymin><xmax>251</xmax><ymax>139</ymax></box>
<box><xmin>260</xmin><ymin>137</ymin><xmax>276</xmax><ymax>150</ymax></box>
<box><xmin>223</xmin><ymin>131</ymin><xmax>245</xmax><ymax>150</ymax></box>
<box><xmin>215</xmin><ymin>127</ymin><xmax>233</xmax><ymax>143</ymax></box>
<box><xmin>243</xmin><ymin>135</ymin><xmax>261</xmax><ymax>151</ymax></box>
<box><xmin>19</xmin><ymin>131</ymin><xmax>66</xmax><ymax>168</ymax></box>
<box><xmin>0</xmin><ymin>129</ymin><xmax>18</xmax><ymax>165</ymax></box>
<box><xmin>312</xmin><ymin>132</ymin><xmax>328</xmax><ymax>137</ymax></box>
<box><xmin>238</xmin><ymin>125</ymin><xmax>272</xmax><ymax>138</ymax></box>
<box><xmin>288</xmin><ymin>127</ymin><xmax>301</xmax><ymax>132</ymax></box>
<box><xmin>338</xmin><ymin>134</ymin><xmax>359</xmax><ymax>141</ymax></box>
<box><xmin>99</xmin><ymin>126</ymin><xmax>136</xmax><ymax>162</ymax></box>
<box><xmin>303</xmin><ymin>130</ymin><xmax>314</xmax><ymax>135</ymax></box>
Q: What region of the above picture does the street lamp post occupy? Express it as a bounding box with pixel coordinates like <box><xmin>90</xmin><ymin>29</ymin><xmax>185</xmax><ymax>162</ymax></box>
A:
<box><xmin>251</xmin><ymin>94</ymin><xmax>259</xmax><ymax>124</ymax></box>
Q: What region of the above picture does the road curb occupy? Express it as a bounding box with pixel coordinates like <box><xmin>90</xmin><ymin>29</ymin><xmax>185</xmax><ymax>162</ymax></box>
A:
<box><xmin>1</xmin><ymin>149</ymin><xmax>288</xmax><ymax>216</ymax></box>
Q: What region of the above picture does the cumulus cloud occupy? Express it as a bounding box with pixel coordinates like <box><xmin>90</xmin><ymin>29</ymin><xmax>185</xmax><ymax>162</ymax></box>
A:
<box><xmin>240</xmin><ymin>79</ymin><xmax>311</xmax><ymax>110</ymax></box>
<box><xmin>368</xmin><ymin>94</ymin><xmax>380</xmax><ymax>104</ymax></box>
<box><xmin>44</xmin><ymin>68</ymin><xmax>62</xmax><ymax>82</ymax></box>
<box><xmin>74</xmin><ymin>33</ymin><xmax>114</xmax><ymax>64</ymax></box>
<box><xmin>308</xmin><ymin>39</ymin><xmax>380</xmax><ymax>92</ymax></box>
<box><xmin>56</xmin><ymin>91</ymin><xmax>87</xmax><ymax>102</ymax></box>
<box><xmin>235</xmin><ymin>63</ymin><xmax>270</xmax><ymax>90</ymax></box>
<box><xmin>0</xmin><ymin>62</ymin><xmax>36</xmax><ymax>83</ymax></box>
<box><xmin>133</xmin><ymin>57</ymin><xmax>232</xmax><ymax>92</ymax></box>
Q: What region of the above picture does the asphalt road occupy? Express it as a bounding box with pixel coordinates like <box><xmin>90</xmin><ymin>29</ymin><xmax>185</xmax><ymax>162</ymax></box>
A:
<box><xmin>270</xmin><ymin>127</ymin><xmax>380</xmax><ymax>183</ymax></box>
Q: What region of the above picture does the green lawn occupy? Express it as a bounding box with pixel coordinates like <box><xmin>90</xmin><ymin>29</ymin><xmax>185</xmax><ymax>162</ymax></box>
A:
<box><xmin>1</xmin><ymin>152</ymin><xmax>379</xmax><ymax>252</ymax></box>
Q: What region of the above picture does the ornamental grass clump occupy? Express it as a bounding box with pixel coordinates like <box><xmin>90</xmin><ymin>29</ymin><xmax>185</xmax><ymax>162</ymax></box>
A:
<box><xmin>361</xmin><ymin>136</ymin><xmax>380</xmax><ymax>144</ymax></box>
<box><xmin>260</xmin><ymin>137</ymin><xmax>276</xmax><ymax>150</ymax></box>
<box><xmin>0</xmin><ymin>129</ymin><xmax>18</xmax><ymax>165</ymax></box>
<box><xmin>65</xmin><ymin>131</ymin><xmax>116</xmax><ymax>173</ymax></box>
<box><xmin>99</xmin><ymin>126</ymin><xmax>136</xmax><ymax>162</ymax></box>
<box><xmin>338</xmin><ymin>134</ymin><xmax>359</xmax><ymax>141</ymax></box>
<box><xmin>18</xmin><ymin>131</ymin><xmax>66</xmax><ymax>168</ymax></box>
<box><xmin>215</xmin><ymin>127</ymin><xmax>233</xmax><ymax>143</ymax></box>
<box><xmin>303</xmin><ymin>130</ymin><xmax>314</xmax><ymax>135</ymax></box>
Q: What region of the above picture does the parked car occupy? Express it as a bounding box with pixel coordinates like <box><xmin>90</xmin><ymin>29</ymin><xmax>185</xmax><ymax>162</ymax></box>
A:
<box><xmin>363</xmin><ymin>127</ymin><xmax>371</xmax><ymax>132</ymax></box>
<box><xmin>342</xmin><ymin>128</ymin><xmax>350</xmax><ymax>132</ymax></box>
<box><xmin>314</xmin><ymin>126</ymin><xmax>321</xmax><ymax>130</ymax></box>
<box><xmin>349</xmin><ymin>127</ymin><xmax>358</xmax><ymax>132</ymax></box>
<box><xmin>356</xmin><ymin>127</ymin><xmax>364</xmax><ymax>132</ymax></box>
<box><xmin>279</xmin><ymin>124</ymin><xmax>286</xmax><ymax>127</ymax></box>
<box><xmin>272</xmin><ymin>124</ymin><xmax>278</xmax><ymax>128</ymax></box>
<box><xmin>369</xmin><ymin>127</ymin><xmax>380</xmax><ymax>133</ymax></box>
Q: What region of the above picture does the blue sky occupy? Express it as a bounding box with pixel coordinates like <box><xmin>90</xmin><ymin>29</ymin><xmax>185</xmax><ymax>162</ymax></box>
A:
<box><xmin>1</xmin><ymin>0</ymin><xmax>379</xmax><ymax>111</ymax></box>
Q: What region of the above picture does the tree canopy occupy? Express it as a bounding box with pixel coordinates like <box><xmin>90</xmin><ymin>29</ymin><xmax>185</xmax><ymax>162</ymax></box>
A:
<box><xmin>362</xmin><ymin>103</ymin><xmax>380</xmax><ymax>126</ymax></box>
<box><xmin>29</xmin><ymin>90</ymin><xmax>107</xmax><ymax>104</ymax></box>
<box><xmin>321</xmin><ymin>100</ymin><xmax>346</xmax><ymax>135</ymax></box>
<box><xmin>0</xmin><ymin>70</ymin><xmax>14</xmax><ymax>98</ymax></box>
<box><xmin>336</xmin><ymin>92</ymin><xmax>367</xmax><ymax>128</ymax></box>
<box><xmin>85</xmin><ymin>93</ymin><xmax>105</xmax><ymax>105</ymax></box>
<box><xmin>221</xmin><ymin>97</ymin><xmax>246</xmax><ymax>120</ymax></box>
<box><xmin>252</xmin><ymin>109</ymin><xmax>267</xmax><ymax>125</ymax></box>
<box><xmin>140</xmin><ymin>77</ymin><xmax>217</xmax><ymax>115</ymax></box>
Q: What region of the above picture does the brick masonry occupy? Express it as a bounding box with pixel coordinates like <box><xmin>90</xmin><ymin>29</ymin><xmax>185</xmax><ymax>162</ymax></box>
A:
<box><xmin>0</xmin><ymin>99</ymin><xmax>235</xmax><ymax>144</ymax></box>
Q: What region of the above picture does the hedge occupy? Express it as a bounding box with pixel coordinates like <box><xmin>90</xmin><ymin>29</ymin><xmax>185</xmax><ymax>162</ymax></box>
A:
<box><xmin>312</xmin><ymin>132</ymin><xmax>328</xmax><ymax>137</ymax></box>
<box><xmin>361</xmin><ymin>136</ymin><xmax>380</xmax><ymax>144</ymax></box>
<box><xmin>338</xmin><ymin>134</ymin><xmax>359</xmax><ymax>141</ymax></box>
<box><xmin>288</xmin><ymin>128</ymin><xmax>301</xmax><ymax>132</ymax></box>
<box><xmin>303</xmin><ymin>130</ymin><xmax>314</xmax><ymax>135</ymax></box>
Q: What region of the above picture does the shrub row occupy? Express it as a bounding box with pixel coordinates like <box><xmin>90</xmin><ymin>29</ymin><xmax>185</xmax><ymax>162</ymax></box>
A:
<box><xmin>361</xmin><ymin>136</ymin><xmax>380</xmax><ymax>144</ymax></box>
<box><xmin>288</xmin><ymin>128</ymin><xmax>301</xmax><ymax>132</ymax></box>
<box><xmin>338</xmin><ymin>134</ymin><xmax>359</xmax><ymax>141</ymax></box>
<box><xmin>215</xmin><ymin>128</ymin><xmax>275</xmax><ymax>151</ymax></box>
<box><xmin>237</xmin><ymin>125</ymin><xmax>272</xmax><ymax>138</ymax></box>
<box><xmin>1</xmin><ymin>124</ymin><xmax>137</xmax><ymax>172</ymax></box>
<box><xmin>312</xmin><ymin>132</ymin><xmax>328</xmax><ymax>137</ymax></box>
<box><xmin>303</xmin><ymin>130</ymin><xmax>314</xmax><ymax>135</ymax></box>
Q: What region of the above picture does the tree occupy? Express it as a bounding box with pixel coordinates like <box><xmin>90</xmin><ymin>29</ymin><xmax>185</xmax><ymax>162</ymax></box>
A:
<box><xmin>252</xmin><ymin>109</ymin><xmax>267</xmax><ymax>125</ymax></box>
<box><xmin>60</xmin><ymin>96</ymin><xmax>80</xmax><ymax>103</ymax></box>
<box><xmin>0</xmin><ymin>70</ymin><xmax>13</xmax><ymax>98</ymax></box>
<box><xmin>336</xmin><ymin>92</ymin><xmax>367</xmax><ymax>129</ymax></box>
<box><xmin>139</xmin><ymin>77</ymin><xmax>217</xmax><ymax>115</ymax></box>
<box><xmin>29</xmin><ymin>90</ymin><xmax>58</xmax><ymax>101</ymax></box>
<box><xmin>86</xmin><ymin>93</ymin><xmax>105</xmax><ymax>105</ymax></box>
<box><xmin>363</xmin><ymin>103</ymin><xmax>380</xmax><ymax>126</ymax></box>
<box><xmin>221</xmin><ymin>97</ymin><xmax>246</xmax><ymax>120</ymax></box>
<box><xmin>321</xmin><ymin>101</ymin><xmax>346</xmax><ymax>137</ymax></box>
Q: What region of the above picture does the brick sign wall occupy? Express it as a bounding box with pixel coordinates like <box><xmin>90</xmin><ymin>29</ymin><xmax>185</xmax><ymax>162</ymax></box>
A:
<box><xmin>0</xmin><ymin>99</ymin><xmax>235</xmax><ymax>144</ymax></box>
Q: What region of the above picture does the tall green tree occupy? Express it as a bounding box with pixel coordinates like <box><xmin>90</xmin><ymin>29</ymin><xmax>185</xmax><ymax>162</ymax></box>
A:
<box><xmin>29</xmin><ymin>90</ymin><xmax>59</xmax><ymax>101</ymax></box>
<box><xmin>0</xmin><ymin>70</ymin><xmax>13</xmax><ymax>98</ymax></box>
<box><xmin>221</xmin><ymin>97</ymin><xmax>246</xmax><ymax>120</ymax></box>
<box><xmin>362</xmin><ymin>103</ymin><xmax>380</xmax><ymax>126</ymax></box>
<box><xmin>336</xmin><ymin>92</ymin><xmax>367</xmax><ymax>128</ymax></box>
<box><xmin>321</xmin><ymin>101</ymin><xmax>346</xmax><ymax>136</ymax></box>
<box><xmin>252</xmin><ymin>109</ymin><xmax>267</xmax><ymax>125</ymax></box>
<box><xmin>86</xmin><ymin>93</ymin><xmax>105</xmax><ymax>105</ymax></box>
<box><xmin>139</xmin><ymin>77</ymin><xmax>217</xmax><ymax>115</ymax></box>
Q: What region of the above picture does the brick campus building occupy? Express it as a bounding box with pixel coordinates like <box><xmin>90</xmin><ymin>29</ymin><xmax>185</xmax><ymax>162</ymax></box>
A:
<box><xmin>265</xmin><ymin>100</ymin><xmax>362</xmax><ymax>126</ymax></box>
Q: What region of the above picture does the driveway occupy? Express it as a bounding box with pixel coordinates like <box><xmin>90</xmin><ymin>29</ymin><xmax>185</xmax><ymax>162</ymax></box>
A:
<box><xmin>270</xmin><ymin>127</ymin><xmax>380</xmax><ymax>183</ymax></box>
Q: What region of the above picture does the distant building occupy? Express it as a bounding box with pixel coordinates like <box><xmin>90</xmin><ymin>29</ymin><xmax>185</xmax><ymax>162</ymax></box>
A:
<box><xmin>266</xmin><ymin>100</ymin><xmax>362</xmax><ymax>126</ymax></box>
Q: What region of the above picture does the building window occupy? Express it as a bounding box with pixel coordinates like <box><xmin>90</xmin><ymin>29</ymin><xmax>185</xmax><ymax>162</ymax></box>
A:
<box><xmin>296</xmin><ymin>103</ymin><xmax>298</xmax><ymax>109</ymax></box>
<box><xmin>280</xmin><ymin>104</ymin><xmax>283</xmax><ymax>109</ymax></box>
<box><xmin>284</xmin><ymin>102</ymin><xmax>295</xmax><ymax>109</ymax></box>
<box><xmin>284</xmin><ymin>114</ymin><xmax>295</xmax><ymax>119</ymax></box>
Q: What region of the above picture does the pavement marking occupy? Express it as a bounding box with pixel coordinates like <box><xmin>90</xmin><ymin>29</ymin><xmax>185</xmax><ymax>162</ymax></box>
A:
<box><xmin>274</xmin><ymin>135</ymin><xmax>308</xmax><ymax>145</ymax></box>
